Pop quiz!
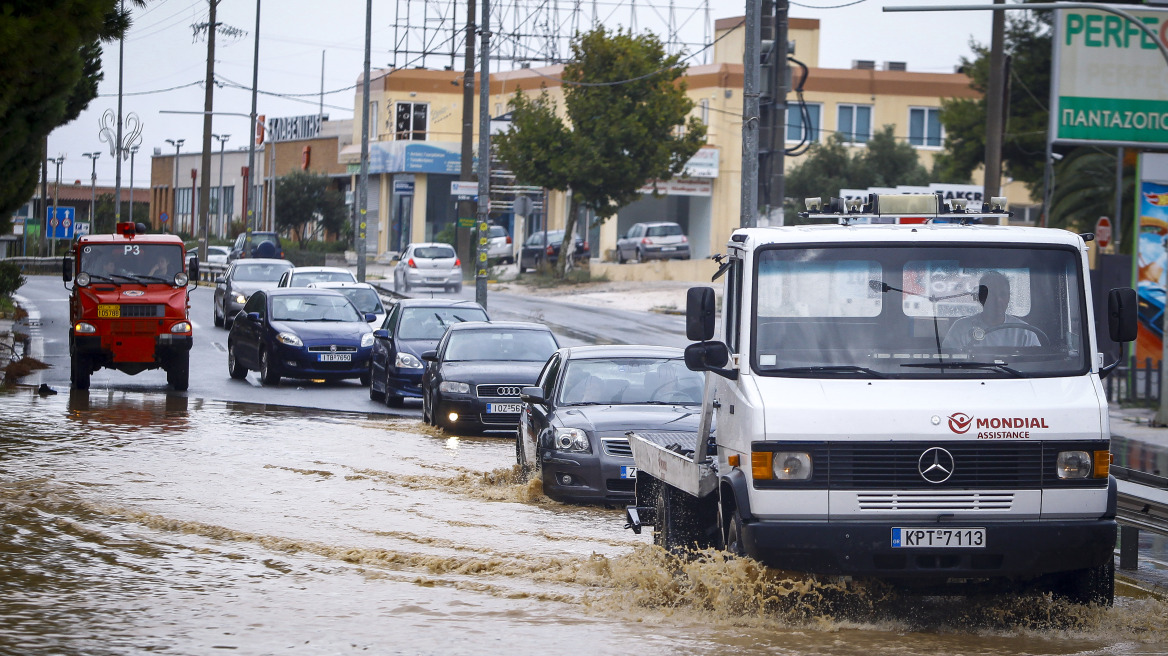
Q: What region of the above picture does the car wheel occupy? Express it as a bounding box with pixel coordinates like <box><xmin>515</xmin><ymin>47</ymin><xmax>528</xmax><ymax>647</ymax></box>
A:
<box><xmin>166</xmin><ymin>352</ymin><xmax>190</xmax><ymax>391</ymax></box>
<box><xmin>71</xmin><ymin>353</ymin><xmax>91</xmax><ymax>391</ymax></box>
<box><xmin>369</xmin><ymin>376</ymin><xmax>385</xmax><ymax>401</ymax></box>
<box><xmin>403</xmin><ymin>278</ymin><xmax>411</xmax><ymax>293</ymax></box>
<box><xmin>223</xmin><ymin>307</ymin><xmax>234</xmax><ymax>331</ymax></box>
<box><xmin>1053</xmin><ymin>558</ymin><xmax>1115</xmax><ymax>606</ymax></box>
<box><xmin>393</xmin><ymin>273</ymin><xmax>401</xmax><ymax>293</ymax></box>
<box><xmin>386</xmin><ymin>392</ymin><xmax>404</xmax><ymax>408</ymax></box>
<box><xmin>228</xmin><ymin>342</ymin><xmax>248</xmax><ymax>379</ymax></box>
<box><xmin>515</xmin><ymin>431</ymin><xmax>531</xmax><ymax>481</ymax></box>
<box><xmin>359</xmin><ymin>369</ymin><xmax>372</xmax><ymax>386</ymax></box>
<box><xmin>653</xmin><ymin>482</ymin><xmax>700</xmax><ymax>553</ymax></box>
<box><xmin>422</xmin><ymin>391</ymin><xmax>432</xmax><ymax>424</ymax></box>
<box><xmin>431</xmin><ymin>395</ymin><xmax>446</xmax><ymax>428</ymax></box>
<box><xmin>259</xmin><ymin>348</ymin><xmax>281</xmax><ymax>386</ymax></box>
<box><xmin>213</xmin><ymin>303</ymin><xmax>224</xmax><ymax>328</ymax></box>
<box><xmin>617</xmin><ymin>248</ymin><xmax>626</xmax><ymax>264</ymax></box>
<box><xmin>634</xmin><ymin>248</ymin><xmax>644</xmax><ymax>264</ymax></box>
<box><xmin>723</xmin><ymin>506</ymin><xmax>747</xmax><ymax>558</ymax></box>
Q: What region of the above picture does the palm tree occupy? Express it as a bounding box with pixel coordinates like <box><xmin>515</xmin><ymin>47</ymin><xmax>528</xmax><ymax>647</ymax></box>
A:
<box><xmin>1049</xmin><ymin>147</ymin><xmax>1135</xmax><ymax>252</ymax></box>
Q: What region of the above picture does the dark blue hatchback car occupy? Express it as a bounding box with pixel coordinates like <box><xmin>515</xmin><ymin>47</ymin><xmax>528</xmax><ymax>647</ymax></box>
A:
<box><xmin>369</xmin><ymin>299</ymin><xmax>488</xmax><ymax>406</ymax></box>
<box><xmin>227</xmin><ymin>288</ymin><xmax>376</xmax><ymax>386</ymax></box>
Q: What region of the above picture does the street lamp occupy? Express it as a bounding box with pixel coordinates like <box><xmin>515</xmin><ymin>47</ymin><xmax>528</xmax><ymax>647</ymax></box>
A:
<box><xmin>82</xmin><ymin>152</ymin><xmax>100</xmax><ymax>231</ymax></box>
<box><xmin>165</xmin><ymin>138</ymin><xmax>185</xmax><ymax>233</ymax></box>
<box><xmin>128</xmin><ymin>145</ymin><xmax>140</xmax><ymax>224</ymax></box>
<box><xmin>212</xmin><ymin>133</ymin><xmax>231</xmax><ymax>238</ymax></box>
<box><xmin>47</xmin><ymin>154</ymin><xmax>66</xmax><ymax>256</ymax></box>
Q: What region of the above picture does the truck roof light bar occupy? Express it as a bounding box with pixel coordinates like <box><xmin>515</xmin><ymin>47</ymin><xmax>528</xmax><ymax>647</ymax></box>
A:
<box><xmin>797</xmin><ymin>192</ymin><xmax>1013</xmax><ymax>225</ymax></box>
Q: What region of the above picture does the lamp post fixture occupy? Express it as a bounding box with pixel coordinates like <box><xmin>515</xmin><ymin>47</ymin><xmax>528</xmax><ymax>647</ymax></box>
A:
<box><xmin>47</xmin><ymin>155</ymin><xmax>66</xmax><ymax>256</ymax></box>
<box><xmin>82</xmin><ymin>152</ymin><xmax>100</xmax><ymax>231</ymax></box>
<box><xmin>128</xmin><ymin>145</ymin><xmax>141</xmax><ymax>225</ymax></box>
<box><xmin>212</xmin><ymin>134</ymin><xmax>231</xmax><ymax>239</ymax></box>
<box><xmin>165</xmin><ymin>138</ymin><xmax>185</xmax><ymax>233</ymax></box>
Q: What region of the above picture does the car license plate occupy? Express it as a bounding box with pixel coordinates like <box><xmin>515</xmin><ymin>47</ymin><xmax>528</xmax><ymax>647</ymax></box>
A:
<box><xmin>97</xmin><ymin>304</ymin><xmax>120</xmax><ymax>318</ymax></box>
<box><xmin>620</xmin><ymin>466</ymin><xmax>638</xmax><ymax>479</ymax></box>
<box><xmin>487</xmin><ymin>403</ymin><xmax>522</xmax><ymax>413</ymax></box>
<box><xmin>892</xmin><ymin>527</ymin><xmax>985</xmax><ymax>548</ymax></box>
<box><xmin>318</xmin><ymin>353</ymin><xmax>352</xmax><ymax>362</ymax></box>
<box><xmin>661</xmin><ymin>246</ymin><xmax>676</xmax><ymax>252</ymax></box>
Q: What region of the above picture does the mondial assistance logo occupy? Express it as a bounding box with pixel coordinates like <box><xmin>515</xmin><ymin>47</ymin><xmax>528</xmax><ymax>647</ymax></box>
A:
<box><xmin>947</xmin><ymin>412</ymin><xmax>1049</xmax><ymax>439</ymax></box>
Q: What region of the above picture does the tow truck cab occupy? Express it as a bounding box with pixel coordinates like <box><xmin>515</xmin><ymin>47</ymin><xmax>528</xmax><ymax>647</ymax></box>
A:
<box><xmin>63</xmin><ymin>222</ymin><xmax>197</xmax><ymax>391</ymax></box>
<box><xmin>627</xmin><ymin>193</ymin><xmax>1139</xmax><ymax>604</ymax></box>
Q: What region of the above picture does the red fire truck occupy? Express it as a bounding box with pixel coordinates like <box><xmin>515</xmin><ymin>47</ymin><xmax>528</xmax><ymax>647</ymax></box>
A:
<box><xmin>62</xmin><ymin>222</ymin><xmax>197</xmax><ymax>391</ymax></box>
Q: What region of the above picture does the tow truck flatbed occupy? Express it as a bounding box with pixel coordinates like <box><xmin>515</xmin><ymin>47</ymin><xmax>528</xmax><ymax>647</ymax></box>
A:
<box><xmin>626</xmin><ymin>430</ymin><xmax>717</xmax><ymax>498</ymax></box>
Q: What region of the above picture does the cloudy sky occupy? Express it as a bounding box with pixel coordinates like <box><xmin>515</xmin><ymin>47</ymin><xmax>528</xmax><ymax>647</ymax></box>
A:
<box><xmin>46</xmin><ymin>0</ymin><xmax>995</xmax><ymax>189</ymax></box>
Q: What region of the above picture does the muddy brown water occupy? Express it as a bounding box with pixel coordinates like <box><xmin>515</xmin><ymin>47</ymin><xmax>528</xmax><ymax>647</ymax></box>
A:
<box><xmin>1</xmin><ymin>387</ymin><xmax>1166</xmax><ymax>655</ymax></box>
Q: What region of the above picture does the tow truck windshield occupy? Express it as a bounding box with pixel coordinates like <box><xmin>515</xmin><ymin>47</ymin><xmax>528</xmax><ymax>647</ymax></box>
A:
<box><xmin>80</xmin><ymin>244</ymin><xmax>183</xmax><ymax>282</ymax></box>
<box><xmin>752</xmin><ymin>244</ymin><xmax>1089</xmax><ymax>378</ymax></box>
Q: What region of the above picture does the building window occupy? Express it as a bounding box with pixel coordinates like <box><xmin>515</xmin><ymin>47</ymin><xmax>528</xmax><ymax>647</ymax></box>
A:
<box><xmin>395</xmin><ymin>102</ymin><xmax>428</xmax><ymax>140</ymax></box>
<box><xmin>787</xmin><ymin>103</ymin><xmax>821</xmax><ymax>143</ymax></box>
<box><xmin>909</xmin><ymin>107</ymin><xmax>942</xmax><ymax>147</ymax></box>
<box><xmin>837</xmin><ymin>104</ymin><xmax>872</xmax><ymax>144</ymax></box>
<box><xmin>700</xmin><ymin>98</ymin><xmax>710</xmax><ymax>126</ymax></box>
<box><xmin>368</xmin><ymin>101</ymin><xmax>378</xmax><ymax>140</ymax></box>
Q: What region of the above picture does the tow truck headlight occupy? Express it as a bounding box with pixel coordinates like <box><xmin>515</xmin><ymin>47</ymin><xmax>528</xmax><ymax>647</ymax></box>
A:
<box><xmin>360</xmin><ymin>332</ymin><xmax>375</xmax><ymax>348</ymax></box>
<box><xmin>76</xmin><ymin>272</ymin><xmax>91</xmax><ymax>287</ymax></box>
<box><xmin>439</xmin><ymin>381</ymin><xmax>470</xmax><ymax>394</ymax></box>
<box><xmin>395</xmin><ymin>352</ymin><xmax>423</xmax><ymax>369</ymax></box>
<box><xmin>74</xmin><ymin>322</ymin><xmax>97</xmax><ymax>334</ymax></box>
<box><xmin>170</xmin><ymin>322</ymin><xmax>192</xmax><ymax>334</ymax></box>
<box><xmin>173</xmin><ymin>272</ymin><xmax>189</xmax><ymax>286</ymax></box>
<box><xmin>276</xmin><ymin>332</ymin><xmax>303</xmax><ymax>347</ymax></box>
<box><xmin>775</xmin><ymin>452</ymin><xmax>813</xmax><ymax>480</ymax></box>
<box><xmin>553</xmin><ymin>427</ymin><xmax>590</xmax><ymax>453</ymax></box>
<box><xmin>1056</xmin><ymin>450</ymin><xmax>1092</xmax><ymax>479</ymax></box>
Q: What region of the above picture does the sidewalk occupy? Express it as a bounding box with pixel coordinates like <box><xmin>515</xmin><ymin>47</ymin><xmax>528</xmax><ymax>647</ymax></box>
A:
<box><xmin>1110</xmin><ymin>406</ymin><xmax>1168</xmax><ymax>448</ymax></box>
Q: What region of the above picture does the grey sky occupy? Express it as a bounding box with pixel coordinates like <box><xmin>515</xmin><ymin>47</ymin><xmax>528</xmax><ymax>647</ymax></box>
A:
<box><xmin>46</xmin><ymin>0</ymin><xmax>995</xmax><ymax>190</ymax></box>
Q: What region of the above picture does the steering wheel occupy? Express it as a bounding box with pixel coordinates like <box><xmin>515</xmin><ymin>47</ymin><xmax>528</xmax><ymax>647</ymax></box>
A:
<box><xmin>981</xmin><ymin>323</ymin><xmax>1049</xmax><ymax>347</ymax></box>
<box><xmin>651</xmin><ymin>381</ymin><xmax>702</xmax><ymax>403</ymax></box>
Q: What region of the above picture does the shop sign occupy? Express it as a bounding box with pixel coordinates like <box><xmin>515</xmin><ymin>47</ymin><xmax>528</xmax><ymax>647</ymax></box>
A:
<box><xmin>267</xmin><ymin>114</ymin><xmax>327</xmax><ymax>142</ymax></box>
<box><xmin>638</xmin><ymin>178</ymin><xmax>713</xmax><ymax>197</ymax></box>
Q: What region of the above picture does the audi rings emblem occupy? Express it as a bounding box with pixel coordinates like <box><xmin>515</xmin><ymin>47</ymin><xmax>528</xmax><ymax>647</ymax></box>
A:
<box><xmin>918</xmin><ymin>447</ymin><xmax>955</xmax><ymax>484</ymax></box>
<box><xmin>495</xmin><ymin>386</ymin><xmax>521</xmax><ymax>397</ymax></box>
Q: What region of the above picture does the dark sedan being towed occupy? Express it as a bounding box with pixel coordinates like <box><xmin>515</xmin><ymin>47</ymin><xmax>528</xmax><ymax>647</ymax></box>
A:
<box><xmin>227</xmin><ymin>288</ymin><xmax>376</xmax><ymax>386</ymax></box>
<box><xmin>369</xmin><ymin>299</ymin><xmax>488</xmax><ymax>407</ymax></box>
<box><xmin>517</xmin><ymin>345</ymin><xmax>704</xmax><ymax>504</ymax></box>
<box><xmin>421</xmin><ymin>321</ymin><xmax>559</xmax><ymax>434</ymax></box>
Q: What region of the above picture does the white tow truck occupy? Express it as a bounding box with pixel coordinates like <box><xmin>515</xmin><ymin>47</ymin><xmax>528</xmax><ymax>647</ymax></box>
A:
<box><xmin>624</xmin><ymin>193</ymin><xmax>1138</xmax><ymax>604</ymax></box>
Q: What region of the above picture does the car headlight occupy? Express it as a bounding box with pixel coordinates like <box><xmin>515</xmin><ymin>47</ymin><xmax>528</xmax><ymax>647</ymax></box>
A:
<box><xmin>276</xmin><ymin>332</ymin><xmax>303</xmax><ymax>347</ymax></box>
<box><xmin>553</xmin><ymin>427</ymin><xmax>590</xmax><ymax>453</ymax></box>
<box><xmin>173</xmin><ymin>272</ymin><xmax>189</xmax><ymax>286</ymax></box>
<box><xmin>170</xmin><ymin>322</ymin><xmax>192</xmax><ymax>334</ymax></box>
<box><xmin>1056</xmin><ymin>451</ymin><xmax>1092</xmax><ymax>479</ymax></box>
<box><xmin>439</xmin><ymin>381</ymin><xmax>470</xmax><ymax>394</ymax></box>
<box><xmin>395</xmin><ymin>352</ymin><xmax>423</xmax><ymax>369</ymax></box>
<box><xmin>361</xmin><ymin>332</ymin><xmax>375</xmax><ymax>348</ymax></box>
<box><xmin>232</xmin><ymin>292</ymin><xmax>247</xmax><ymax>304</ymax></box>
<box><xmin>76</xmin><ymin>272</ymin><xmax>91</xmax><ymax>287</ymax></box>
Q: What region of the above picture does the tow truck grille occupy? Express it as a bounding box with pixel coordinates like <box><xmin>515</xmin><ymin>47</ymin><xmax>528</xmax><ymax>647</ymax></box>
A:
<box><xmin>117</xmin><ymin>304</ymin><xmax>164</xmax><ymax>318</ymax></box>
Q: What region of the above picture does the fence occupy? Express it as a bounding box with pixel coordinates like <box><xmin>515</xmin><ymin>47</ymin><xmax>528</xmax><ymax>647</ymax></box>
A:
<box><xmin>1105</xmin><ymin>358</ymin><xmax>1163</xmax><ymax>406</ymax></box>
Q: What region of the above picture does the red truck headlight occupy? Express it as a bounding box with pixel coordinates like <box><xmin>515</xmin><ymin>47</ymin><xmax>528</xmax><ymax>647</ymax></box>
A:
<box><xmin>170</xmin><ymin>322</ymin><xmax>192</xmax><ymax>334</ymax></box>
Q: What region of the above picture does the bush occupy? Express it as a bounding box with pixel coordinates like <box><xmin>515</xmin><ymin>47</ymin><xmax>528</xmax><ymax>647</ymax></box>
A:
<box><xmin>0</xmin><ymin>261</ymin><xmax>26</xmax><ymax>297</ymax></box>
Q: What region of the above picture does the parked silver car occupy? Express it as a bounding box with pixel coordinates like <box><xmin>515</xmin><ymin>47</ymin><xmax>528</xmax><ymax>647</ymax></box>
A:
<box><xmin>487</xmin><ymin>225</ymin><xmax>513</xmax><ymax>264</ymax></box>
<box><xmin>615</xmin><ymin>221</ymin><xmax>690</xmax><ymax>263</ymax></box>
<box><xmin>393</xmin><ymin>243</ymin><xmax>463</xmax><ymax>293</ymax></box>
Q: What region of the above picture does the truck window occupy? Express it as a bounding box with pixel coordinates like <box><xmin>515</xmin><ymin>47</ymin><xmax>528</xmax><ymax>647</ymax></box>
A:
<box><xmin>80</xmin><ymin>244</ymin><xmax>184</xmax><ymax>280</ymax></box>
<box><xmin>725</xmin><ymin>256</ymin><xmax>743</xmax><ymax>353</ymax></box>
<box><xmin>752</xmin><ymin>245</ymin><xmax>1088</xmax><ymax>378</ymax></box>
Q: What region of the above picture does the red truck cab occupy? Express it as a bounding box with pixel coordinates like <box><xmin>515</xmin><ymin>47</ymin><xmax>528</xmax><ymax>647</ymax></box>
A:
<box><xmin>63</xmin><ymin>222</ymin><xmax>196</xmax><ymax>390</ymax></box>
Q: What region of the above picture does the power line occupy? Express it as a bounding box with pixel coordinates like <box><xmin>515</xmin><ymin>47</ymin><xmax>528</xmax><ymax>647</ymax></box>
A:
<box><xmin>97</xmin><ymin>80</ymin><xmax>205</xmax><ymax>97</ymax></box>
<box><xmin>790</xmin><ymin>0</ymin><xmax>869</xmax><ymax>9</ymax></box>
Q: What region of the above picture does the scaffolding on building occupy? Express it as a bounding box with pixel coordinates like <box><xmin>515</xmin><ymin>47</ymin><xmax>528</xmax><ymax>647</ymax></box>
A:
<box><xmin>388</xmin><ymin>0</ymin><xmax>713</xmax><ymax>71</ymax></box>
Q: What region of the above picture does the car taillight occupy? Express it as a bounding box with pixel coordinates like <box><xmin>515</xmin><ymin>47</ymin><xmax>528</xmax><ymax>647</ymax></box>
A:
<box><xmin>546</xmin><ymin>245</ymin><xmax>555</xmax><ymax>255</ymax></box>
<box><xmin>506</xmin><ymin>236</ymin><xmax>512</xmax><ymax>244</ymax></box>
<box><xmin>454</xmin><ymin>258</ymin><xmax>461</xmax><ymax>267</ymax></box>
<box><xmin>408</xmin><ymin>258</ymin><xmax>417</xmax><ymax>268</ymax></box>
<box><xmin>681</xmin><ymin>235</ymin><xmax>688</xmax><ymax>243</ymax></box>
<box><xmin>583</xmin><ymin>241</ymin><xmax>589</xmax><ymax>251</ymax></box>
<box><xmin>641</xmin><ymin>237</ymin><xmax>651</xmax><ymax>245</ymax></box>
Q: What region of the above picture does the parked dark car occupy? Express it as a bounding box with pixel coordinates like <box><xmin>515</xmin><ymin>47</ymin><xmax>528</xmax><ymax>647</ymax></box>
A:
<box><xmin>615</xmin><ymin>221</ymin><xmax>690</xmax><ymax>263</ymax></box>
<box><xmin>516</xmin><ymin>345</ymin><xmax>704</xmax><ymax>504</ymax></box>
<box><xmin>226</xmin><ymin>288</ymin><xmax>376</xmax><ymax>386</ymax></box>
<box><xmin>228</xmin><ymin>231</ymin><xmax>285</xmax><ymax>262</ymax></box>
<box><xmin>519</xmin><ymin>230</ymin><xmax>590</xmax><ymax>272</ymax></box>
<box><xmin>421</xmin><ymin>321</ymin><xmax>559</xmax><ymax>433</ymax></box>
<box><xmin>213</xmin><ymin>258</ymin><xmax>295</xmax><ymax>329</ymax></box>
<box><xmin>369</xmin><ymin>299</ymin><xmax>489</xmax><ymax>407</ymax></box>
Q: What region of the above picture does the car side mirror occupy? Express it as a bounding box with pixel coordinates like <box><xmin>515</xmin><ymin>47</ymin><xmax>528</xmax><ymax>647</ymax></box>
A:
<box><xmin>62</xmin><ymin>256</ymin><xmax>73</xmax><ymax>283</ymax></box>
<box><xmin>247</xmin><ymin>312</ymin><xmax>261</xmax><ymax>322</ymax></box>
<box><xmin>364</xmin><ymin>313</ymin><xmax>377</xmax><ymax>323</ymax></box>
<box><xmin>1108</xmin><ymin>287</ymin><xmax>1137</xmax><ymax>343</ymax></box>
<box><xmin>520</xmin><ymin>386</ymin><xmax>546</xmax><ymax>404</ymax></box>
<box><xmin>421</xmin><ymin>350</ymin><xmax>438</xmax><ymax>362</ymax></box>
<box><xmin>373</xmin><ymin>329</ymin><xmax>389</xmax><ymax>339</ymax></box>
<box><xmin>686</xmin><ymin>286</ymin><xmax>717</xmax><ymax>341</ymax></box>
<box><xmin>684</xmin><ymin>341</ymin><xmax>737</xmax><ymax>380</ymax></box>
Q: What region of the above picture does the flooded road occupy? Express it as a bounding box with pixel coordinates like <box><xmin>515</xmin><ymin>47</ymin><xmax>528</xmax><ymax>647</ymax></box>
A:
<box><xmin>2</xmin><ymin>387</ymin><xmax>1167</xmax><ymax>655</ymax></box>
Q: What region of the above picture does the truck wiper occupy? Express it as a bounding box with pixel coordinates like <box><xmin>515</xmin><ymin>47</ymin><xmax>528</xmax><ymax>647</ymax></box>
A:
<box><xmin>85</xmin><ymin>273</ymin><xmax>121</xmax><ymax>285</ymax></box>
<box><xmin>901</xmin><ymin>361</ymin><xmax>1025</xmax><ymax>377</ymax></box>
<box><xmin>770</xmin><ymin>365</ymin><xmax>887</xmax><ymax>378</ymax></box>
<box><xmin>123</xmin><ymin>274</ymin><xmax>170</xmax><ymax>284</ymax></box>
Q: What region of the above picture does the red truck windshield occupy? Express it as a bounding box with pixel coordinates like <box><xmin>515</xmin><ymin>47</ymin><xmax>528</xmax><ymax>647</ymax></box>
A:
<box><xmin>80</xmin><ymin>244</ymin><xmax>184</xmax><ymax>281</ymax></box>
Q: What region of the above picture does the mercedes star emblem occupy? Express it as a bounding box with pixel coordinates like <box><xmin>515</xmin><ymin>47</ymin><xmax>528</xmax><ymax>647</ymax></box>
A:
<box><xmin>918</xmin><ymin>447</ymin><xmax>955</xmax><ymax>484</ymax></box>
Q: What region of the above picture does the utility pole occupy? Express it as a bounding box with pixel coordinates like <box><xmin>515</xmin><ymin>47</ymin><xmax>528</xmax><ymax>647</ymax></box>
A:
<box><xmin>197</xmin><ymin>0</ymin><xmax>219</xmax><ymax>262</ymax></box>
<box><xmin>983</xmin><ymin>0</ymin><xmax>1006</xmax><ymax>205</ymax></box>
<box><xmin>246</xmin><ymin>0</ymin><xmax>262</xmax><ymax>247</ymax></box>
<box><xmin>759</xmin><ymin>0</ymin><xmax>788</xmax><ymax>226</ymax></box>
<box><xmin>48</xmin><ymin>155</ymin><xmax>65</xmax><ymax>256</ymax></box>
<box><xmin>39</xmin><ymin>138</ymin><xmax>48</xmax><ymax>256</ymax></box>
<box><xmin>357</xmin><ymin>0</ymin><xmax>372</xmax><ymax>283</ymax></box>
<box><xmin>213</xmin><ymin>134</ymin><xmax>230</xmax><ymax>238</ymax></box>
<box><xmin>114</xmin><ymin>0</ymin><xmax>126</xmax><ymax>221</ymax></box>
<box><xmin>83</xmin><ymin>152</ymin><xmax>100</xmax><ymax>230</ymax></box>
<box><xmin>458</xmin><ymin>0</ymin><xmax>477</xmax><ymax>278</ymax></box>
<box><xmin>475</xmin><ymin>0</ymin><xmax>491</xmax><ymax>307</ymax></box>
<box><xmin>741</xmin><ymin>0</ymin><xmax>761</xmax><ymax>229</ymax></box>
<box><xmin>165</xmin><ymin>138</ymin><xmax>185</xmax><ymax>233</ymax></box>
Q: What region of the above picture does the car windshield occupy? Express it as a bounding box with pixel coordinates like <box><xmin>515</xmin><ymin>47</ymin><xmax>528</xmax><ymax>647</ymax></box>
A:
<box><xmin>647</xmin><ymin>224</ymin><xmax>682</xmax><ymax>237</ymax></box>
<box><xmin>79</xmin><ymin>243</ymin><xmax>184</xmax><ymax>281</ymax></box>
<box><xmin>399</xmin><ymin>306</ymin><xmax>488</xmax><ymax>340</ymax></box>
<box><xmin>559</xmin><ymin>357</ymin><xmax>704</xmax><ymax>405</ymax></box>
<box><xmin>489</xmin><ymin>226</ymin><xmax>507</xmax><ymax>238</ymax></box>
<box><xmin>444</xmin><ymin>329</ymin><xmax>557</xmax><ymax>362</ymax></box>
<box><xmin>339</xmin><ymin>288</ymin><xmax>383</xmax><ymax>314</ymax></box>
<box><xmin>752</xmin><ymin>244</ymin><xmax>1089</xmax><ymax>378</ymax></box>
<box><xmin>270</xmin><ymin>295</ymin><xmax>362</xmax><ymax>322</ymax></box>
<box><xmin>233</xmin><ymin>262</ymin><xmax>292</xmax><ymax>282</ymax></box>
<box><xmin>414</xmin><ymin>246</ymin><xmax>456</xmax><ymax>259</ymax></box>
<box><xmin>290</xmin><ymin>271</ymin><xmax>355</xmax><ymax>287</ymax></box>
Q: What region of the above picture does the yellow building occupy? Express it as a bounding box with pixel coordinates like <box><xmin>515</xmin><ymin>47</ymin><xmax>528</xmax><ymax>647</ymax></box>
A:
<box><xmin>343</xmin><ymin>16</ymin><xmax>1025</xmax><ymax>262</ymax></box>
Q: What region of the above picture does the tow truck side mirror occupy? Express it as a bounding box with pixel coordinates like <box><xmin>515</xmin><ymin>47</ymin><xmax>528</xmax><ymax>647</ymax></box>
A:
<box><xmin>62</xmin><ymin>256</ymin><xmax>73</xmax><ymax>283</ymax></box>
<box><xmin>686</xmin><ymin>287</ymin><xmax>716</xmax><ymax>341</ymax></box>
<box><xmin>1108</xmin><ymin>287</ymin><xmax>1137</xmax><ymax>343</ymax></box>
<box><xmin>684</xmin><ymin>341</ymin><xmax>737</xmax><ymax>380</ymax></box>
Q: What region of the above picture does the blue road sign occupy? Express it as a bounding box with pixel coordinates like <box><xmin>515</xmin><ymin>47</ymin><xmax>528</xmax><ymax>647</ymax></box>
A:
<box><xmin>160</xmin><ymin>212</ymin><xmax>170</xmax><ymax>224</ymax></box>
<box><xmin>47</xmin><ymin>206</ymin><xmax>76</xmax><ymax>240</ymax></box>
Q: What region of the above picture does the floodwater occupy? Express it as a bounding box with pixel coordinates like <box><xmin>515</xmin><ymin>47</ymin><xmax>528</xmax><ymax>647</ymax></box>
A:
<box><xmin>1</xmin><ymin>387</ymin><xmax>1167</xmax><ymax>655</ymax></box>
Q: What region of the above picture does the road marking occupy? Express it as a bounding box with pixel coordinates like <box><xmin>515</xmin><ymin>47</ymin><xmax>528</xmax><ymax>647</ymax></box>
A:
<box><xmin>213</xmin><ymin>342</ymin><xmax>227</xmax><ymax>353</ymax></box>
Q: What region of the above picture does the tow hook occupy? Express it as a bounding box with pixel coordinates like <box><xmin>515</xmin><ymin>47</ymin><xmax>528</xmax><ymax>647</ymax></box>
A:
<box><xmin>624</xmin><ymin>506</ymin><xmax>642</xmax><ymax>534</ymax></box>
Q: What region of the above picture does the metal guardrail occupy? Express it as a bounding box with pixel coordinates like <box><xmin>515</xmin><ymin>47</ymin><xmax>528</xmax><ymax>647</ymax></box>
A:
<box><xmin>1112</xmin><ymin>465</ymin><xmax>1168</xmax><ymax>570</ymax></box>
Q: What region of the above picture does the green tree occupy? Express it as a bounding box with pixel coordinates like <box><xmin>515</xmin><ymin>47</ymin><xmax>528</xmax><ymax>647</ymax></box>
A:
<box><xmin>858</xmin><ymin>125</ymin><xmax>930</xmax><ymax>188</ymax></box>
<box><xmin>274</xmin><ymin>171</ymin><xmax>347</xmax><ymax>250</ymax></box>
<box><xmin>495</xmin><ymin>26</ymin><xmax>706</xmax><ymax>275</ymax></box>
<box><xmin>1048</xmin><ymin>149</ymin><xmax>1135</xmax><ymax>251</ymax></box>
<box><xmin>0</xmin><ymin>1</ymin><xmax>145</xmax><ymax>216</ymax></box>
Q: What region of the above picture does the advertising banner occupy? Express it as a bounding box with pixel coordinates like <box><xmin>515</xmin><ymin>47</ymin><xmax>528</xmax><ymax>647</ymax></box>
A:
<box><xmin>1135</xmin><ymin>152</ymin><xmax>1168</xmax><ymax>363</ymax></box>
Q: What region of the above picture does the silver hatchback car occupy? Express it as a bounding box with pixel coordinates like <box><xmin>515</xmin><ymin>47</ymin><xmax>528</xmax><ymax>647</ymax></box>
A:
<box><xmin>393</xmin><ymin>243</ymin><xmax>463</xmax><ymax>293</ymax></box>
